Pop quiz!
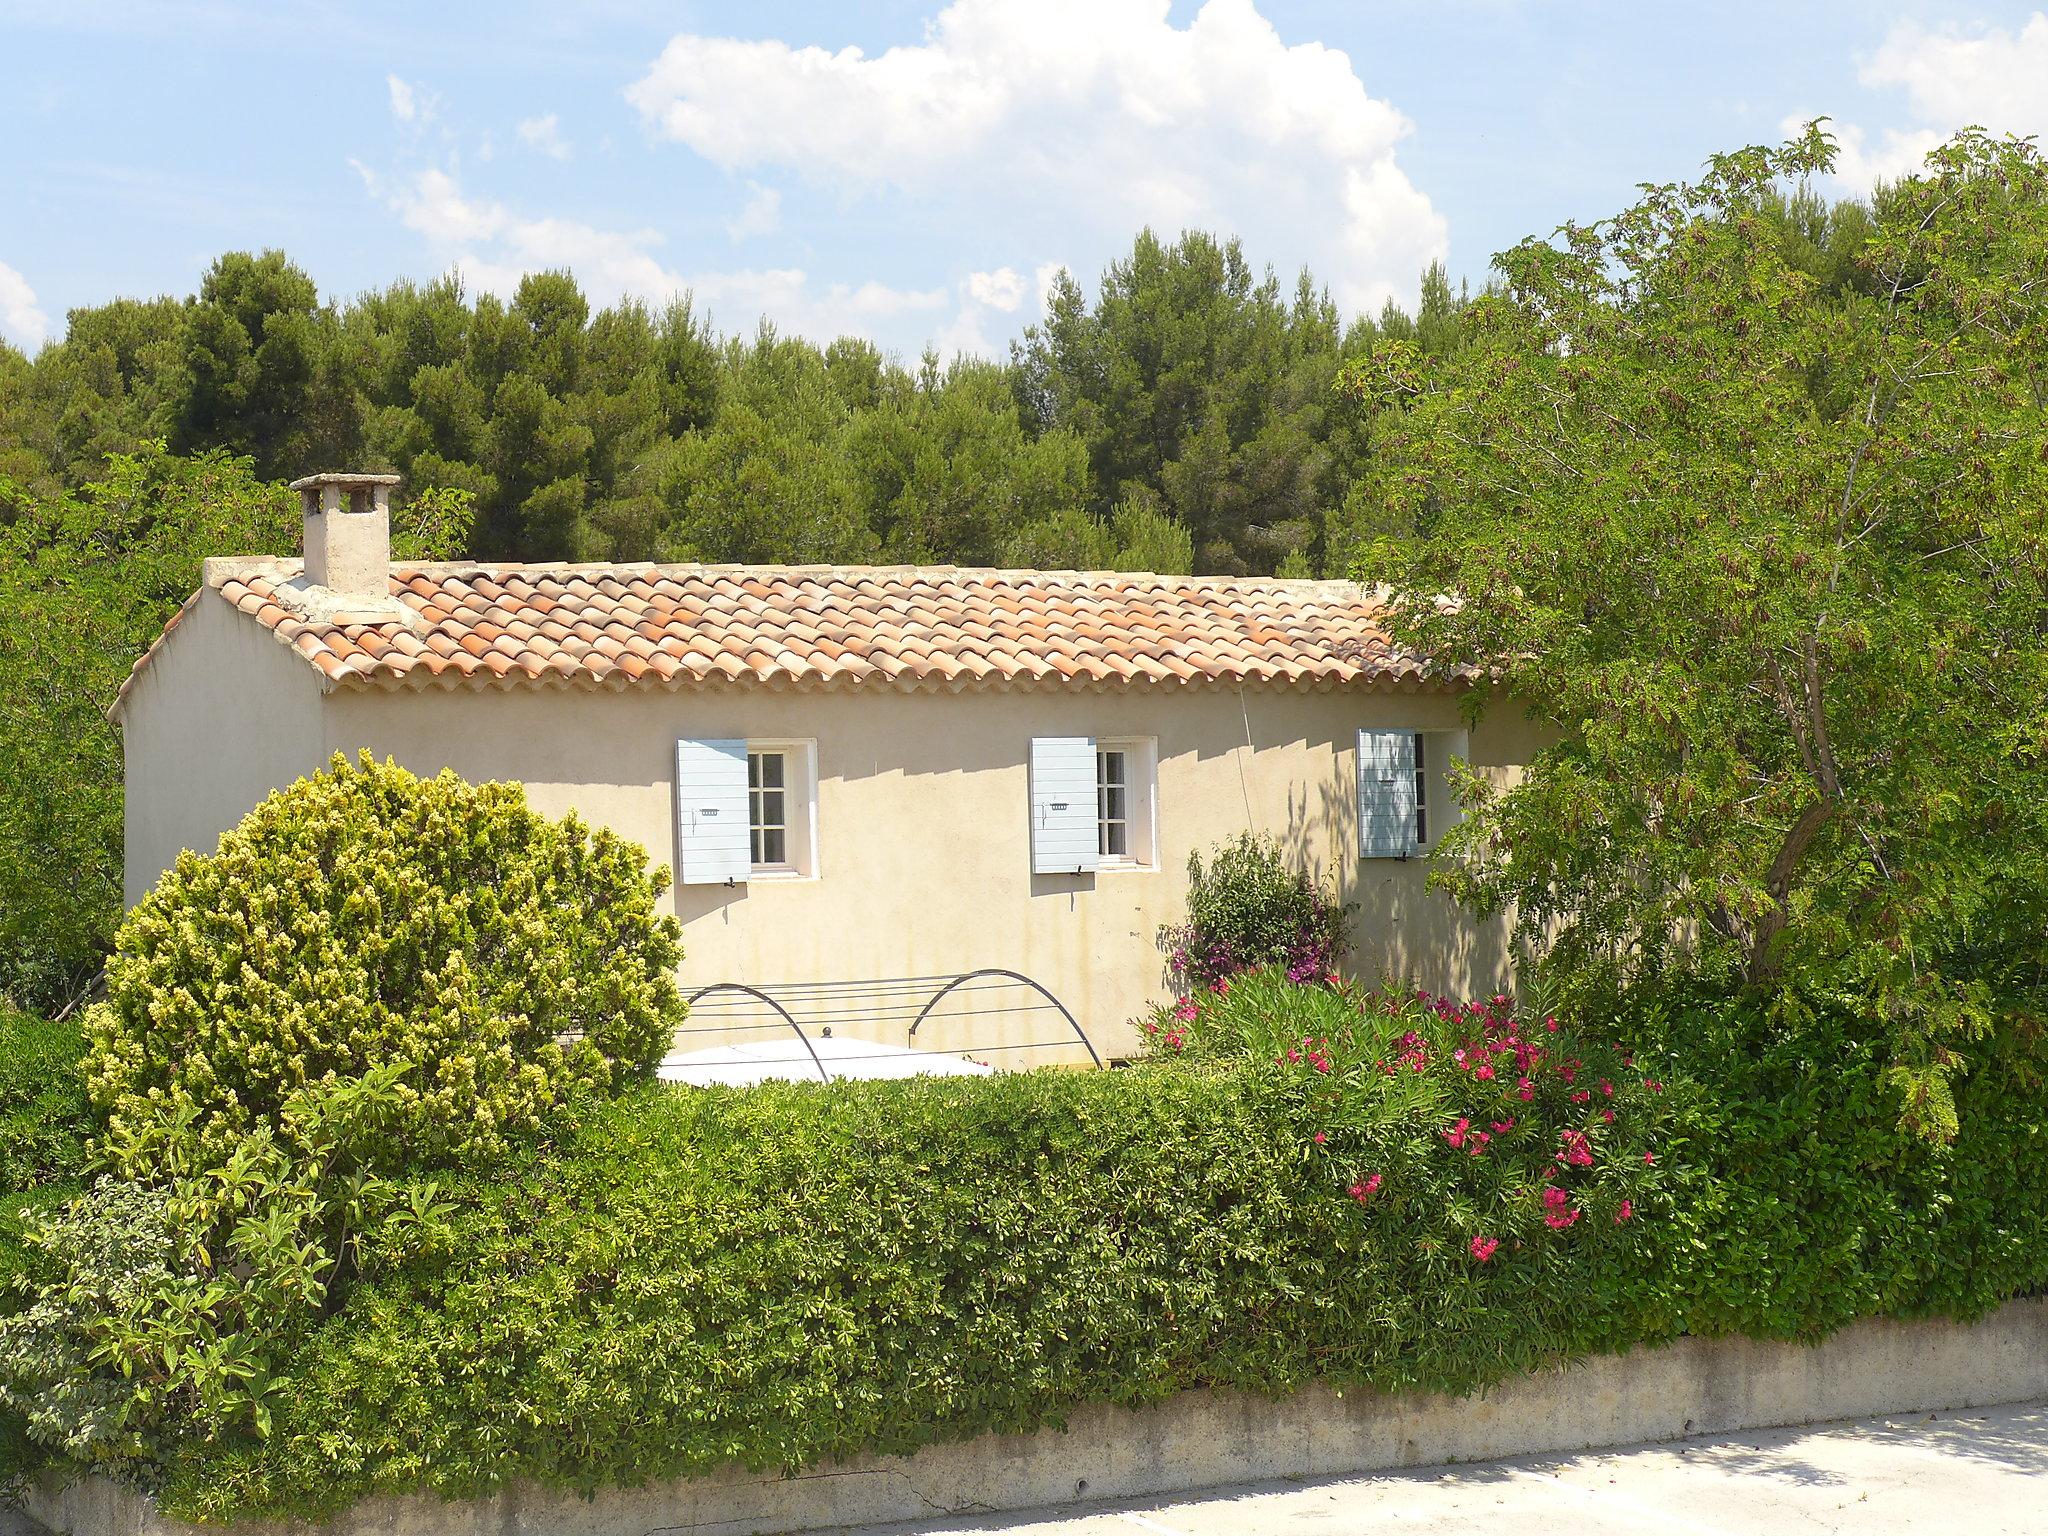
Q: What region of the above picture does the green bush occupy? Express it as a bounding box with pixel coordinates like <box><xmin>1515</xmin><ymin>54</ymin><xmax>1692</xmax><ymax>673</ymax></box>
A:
<box><xmin>125</xmin><ymin>975</ymin><xmax>2048</xmax><ymax>1523</ymax></box>
<box><xmin>0</xmin><ymin>1008</ymin><xmax>92</xmax><ymax>1496</ymax></box>
<box><xmin>0</xmin><ymin>1007</ymin><xmax>92</xmax><ymax>1196</ymax></box>
<box><xmin>1160</xmin><ymin>833</ymin><xmax>1354</xmax><ymax>990</ymax></box>
<box><xmin>85</xmin><ymin>752</ymin><xmax>686</xmax><ymax>1171</ymax></box>
<box><xmin>14</xmin><ymin>961</ymin><xmax>2048</xmax><ymax>1521</ymax></box>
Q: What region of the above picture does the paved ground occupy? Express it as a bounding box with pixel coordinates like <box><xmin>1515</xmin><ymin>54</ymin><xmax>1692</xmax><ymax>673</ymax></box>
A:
<box><xmin>854</xmin><ymin>1401</ymin><xmax>2048</xmax><ymax>1536</ymax></box>
<box><xmin>7</xmin><ymin>1402</ymin><xmax>2043</xmax><ymax>1535</ymax></box>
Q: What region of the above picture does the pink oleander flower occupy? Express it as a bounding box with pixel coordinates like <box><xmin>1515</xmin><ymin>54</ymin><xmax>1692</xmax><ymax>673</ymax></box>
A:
<box><xmin>1347</xmin><ymin>1173</ymin><xmax>1383</xmax><ymax>1204</ymax></box>
<box><xmin>1600</xmin><ymin>1080</ymin><xmax>1615</xmax><ymax>1097</ymax></box>
<box><xmin>1313</xmin><ymin>1131</ymin><xmax>1328</xmax><ymax>1145</ymax></box>
<box><xmin>1443</xmin><ymin>1117</ymin><xmax>1471</xmax><ymax>1149</ymax></box>
<box><xmin>1491</xmin><ymin>1119</ymin><xmax>1516</xmax><ymax>1134</ymax></box>
<box><xmin>1475</xmin><ymin>1062</ymin><xmax>1496</xmax><ymax>1081</ymax></box>
<box><xmin>1559</xmin><ymin>1130</ymin><xmax>1593</xmax><ymax>1168</ymax></box>
<box><xmin>1470</xmin><ymin>1234</ymin><xmax>1500</xmax><ymax>1262</ymax></box>
<box><xmin>1174</xmin><ymin>998</ymin><xmax>1200</xmax><ymax>1023</ymax></box>
<box><xmin>1615</xmin><ymin>1200</ymin><xmax>1634</xmax><ymax>1224</ymax></box>
<box><xmin>1541</xmin><ymin>1187</ymin><xmax>1582</xmax><ymax>1230</ymax></box>
<box><xmin>1643</xmin><ymin>1151</ymin><xmax>1656</xmax><ymax>1165</ymax></box>
<box><xmin>1517</xmin><ymin>1077</ymin><xmax>1535</xmax><ymax>1102</ymax></box>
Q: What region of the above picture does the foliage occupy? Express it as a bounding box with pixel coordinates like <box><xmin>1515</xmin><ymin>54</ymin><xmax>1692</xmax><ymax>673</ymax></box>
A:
<box><xmin>1346</xmin><ymin>126</ymin><xmax>2048</xmax><ymax>1135</ymax></box>
<box><xmin>0</xmin><ymin>1073</ymin><xmax>455</xmax><ymax>1476</ymax></box>
<box><xmin>1015</xmin><ymin>231</ymin><xmax>1463</xmax><ymax>574</ymax></box>
<box><xmin>85</xmin><ymin>752</ymin><xmax>686</xmax><ymax>1172</ymax></box>
<box><xmin>1160</xmin><ymin>832</ymin><xmax>1354</xmax><ymax>989</ymax></box>
<box><xmin>0</xmin><ymin>1008</ymin><xmax>91</xmax><ymax>1195</ymax></box>
<box><xmin>78</xmin><ymin>972</ymin><xmax>2043</xmax><ymax>1523</ymax></box>
<box><xmin>0</xmin><ymin>445</ymin><xmax>296</xmax><ymax>1011</ymax></box>
<box><xmin>0</xmin><ymin>1008</ymin><xmax>93</xmax><ymax>1495</ymax></box>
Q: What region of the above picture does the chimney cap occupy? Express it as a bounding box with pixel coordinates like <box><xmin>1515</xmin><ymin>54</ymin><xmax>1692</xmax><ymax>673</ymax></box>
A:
<box><xmin>291</xmin><ymin>471</ymin><xmax>402</xmax><ymax>491</ymax></box>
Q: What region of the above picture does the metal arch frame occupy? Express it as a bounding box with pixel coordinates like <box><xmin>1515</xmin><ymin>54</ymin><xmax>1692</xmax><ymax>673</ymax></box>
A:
<box><xmin>905</xmin><ymin>968</ymin><xmax>1103</xmax><ymax>1068</ymax></box>
<box><xmin>681</xmin><ymin>981</ymin><xmax>832</xmax><ymax>1083</ymax></box>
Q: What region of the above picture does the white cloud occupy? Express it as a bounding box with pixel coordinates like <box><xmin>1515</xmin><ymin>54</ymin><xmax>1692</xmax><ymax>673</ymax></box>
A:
<box><xmin>372</xmin><ymin>166</ymin><xmax>948</xmax><ymax>342</ymax></box>
<box><xmin>517</xmin><ymin>112</ymin><xmax>572</xmax><ymax>161</ymax></box>
<box><xmin>725</xmin><ymin>182</ymin><xmax>782</xmax><ymax>241</ymax></box>
<box><xmin>0</xmin><ymin>261</ymin><xmax>50</xmax><ymax>351</ymax></box>
<box><xmin>624</xmin><ymin>0</ymin><xmax>1446</xmax><ymax>314</ymax></box>
<box><xmin>386</xmin><ymin>73</ymin><xmax>439</xmax><ymax>126</ymax></box>
<box><xmin>965</xmin><ymin>266</ymin><xmax>1025</xmax><ymax>311</ymax></box>
<box><xmin>1863</xmin><ymin>13</ymin><xmax>2048</xmax><ymax>127</ymax></box>
<box><xmin>1811</xmin><ymin>13</ymin><xmax>2048</xmax><ymax>190</ymax></box>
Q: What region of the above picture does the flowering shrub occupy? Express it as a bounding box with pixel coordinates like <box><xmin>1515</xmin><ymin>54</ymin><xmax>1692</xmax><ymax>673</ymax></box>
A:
<box><xmin>85</xmin><ymin>752</ymin><xmax>686</xmax><ymax>1173</ymax></box>
<box><xmin>1159</xmin><ymin>833</ymin><xmax>1354</xmax><ymax>990</ymax></box>
<box><xmin>1148</xmin><ymin>968</ymin><xmax>1667</xmax><ymax>1278</ymax></box>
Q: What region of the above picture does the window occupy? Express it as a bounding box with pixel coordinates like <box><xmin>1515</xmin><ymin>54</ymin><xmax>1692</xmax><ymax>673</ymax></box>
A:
<box><xmin>1098</xmin><ymin>748</ymin><xmax>1129</xmax><ymax>858</ymax></box>
<box><xmin>748</xmin><ymin>750</ymin><xmax>788</xmax><ymax>869</ymax></box>
<box><xmin>1412</xmin><ymin>733</ymin><xmax>1428</xmax><ymax>847</ymax></box>
<box><xmin>1096</xmin><ymin>738</ymin><xmax>1157</xmax><ymax>870</ymax></box>
<box><xmin>1357</xmin><ymin>727</ymin><xmax>1469</xmax><ymax>860</ymax></box>
<box><xmin>677</xmin><ymin>737</ymin><xmax>816</xmax><ymax>884</ymax></box>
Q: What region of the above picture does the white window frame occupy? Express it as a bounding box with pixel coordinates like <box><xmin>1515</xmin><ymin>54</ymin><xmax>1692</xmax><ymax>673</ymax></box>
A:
<box><xmin>743</xmin><ymin>738</ymin><xmax>818</xmax><ymax>880</ymax></box>
<box><xmin>1095</xmin><ymin>737</ymin><xmax>1158</xmax><ymax>872</ymax></box>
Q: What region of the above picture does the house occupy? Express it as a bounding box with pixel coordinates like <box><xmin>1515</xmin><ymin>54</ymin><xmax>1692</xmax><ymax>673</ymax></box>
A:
<box><xmin>114</xmin><ymin>473</ymin><xmax>1539</xmax><ymax>1060</ymax></box>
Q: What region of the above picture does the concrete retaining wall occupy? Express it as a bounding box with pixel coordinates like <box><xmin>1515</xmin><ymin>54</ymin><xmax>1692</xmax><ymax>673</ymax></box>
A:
<box><xmin>28</xmin><ymin>1299</ymin><xmax>2048</xmax><ymax>1536</ymax></box>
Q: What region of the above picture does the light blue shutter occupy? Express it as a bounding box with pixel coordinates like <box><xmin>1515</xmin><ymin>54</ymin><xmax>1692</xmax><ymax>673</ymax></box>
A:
<box><xmin>1030</xmin><ymin>736</ymin><xmax>1101</xmax><ymax>875</ymax></box>
<box><xmin>676</xmin><ymin>738</ymin><xmax>751</xmax><ymax>885</ymax></box>
<box><xmin>1358</xmin><ymin>729</ymin><xmax>1419</xmax><ymax>858</ymax></box>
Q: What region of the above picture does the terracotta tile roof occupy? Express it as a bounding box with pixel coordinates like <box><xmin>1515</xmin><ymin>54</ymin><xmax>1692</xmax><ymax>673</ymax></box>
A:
<box><xmin>115</xmin><ymin>558</ymin><xmax>1447</xmax><ymax>710</ymax></box>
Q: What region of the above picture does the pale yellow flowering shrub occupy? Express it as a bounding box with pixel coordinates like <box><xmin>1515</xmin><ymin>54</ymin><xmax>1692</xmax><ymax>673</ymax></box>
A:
<box><xmin>85</xmin><ymin>753</ymin><xmax>684</xmax><ymax>1171</ymax></box>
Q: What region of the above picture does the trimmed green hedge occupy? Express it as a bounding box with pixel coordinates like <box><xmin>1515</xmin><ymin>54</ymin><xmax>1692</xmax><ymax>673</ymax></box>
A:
<box><xmin>147</xmin><ymin>977</ymin><xmax>2048</xmax><ymax>1523</ymax></box>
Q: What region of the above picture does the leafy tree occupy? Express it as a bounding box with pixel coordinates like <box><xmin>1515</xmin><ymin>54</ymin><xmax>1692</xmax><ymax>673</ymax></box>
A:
<box><xmin>1014</xmin><ymin>231</ymin><xmax>1350</xmax><ymax>574</ymax></box>
<box><xmin>1348</xmin><ymin>126</ymin><xmax>2048</xmax><ymax>1135</ymax></box>
<box><xmin>0</xmin><ymin>448</ymin><xmax>296</xmax><ymax>1010</ymax></box>
<box><xmin>173</xmin><ymin>251</ymin><xmax>333</xmax><ymax>478</ymax></box>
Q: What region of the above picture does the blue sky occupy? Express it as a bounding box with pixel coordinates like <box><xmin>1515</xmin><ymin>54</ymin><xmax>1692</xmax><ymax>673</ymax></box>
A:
<box><xmin>4</xmin><ymin>1</ymin><xmax>2046</xmax><ymax>358</ymax></box>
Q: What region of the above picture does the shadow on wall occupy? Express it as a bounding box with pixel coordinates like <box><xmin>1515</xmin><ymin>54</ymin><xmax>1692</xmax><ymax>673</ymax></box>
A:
<box><xmin>1278</xmin><ymin>757</ymin><xmax>1515</xmax><ymax>999</ymax></box>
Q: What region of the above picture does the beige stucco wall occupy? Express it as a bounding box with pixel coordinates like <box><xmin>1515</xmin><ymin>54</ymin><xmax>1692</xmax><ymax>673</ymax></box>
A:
<box><xmin>121</xmin><ymin>598</ymin><xmax>1542</xmax><ymax>1059</ymax></box>
<box><xmin>319</xmin><ymin>681</ymin><xmax>1540</xmax><ymax>1059</ymax></box>
<box><xmin>119</xmin><ymin>590</ymin><xmax>327</xmax><ymax>907</ymax></box>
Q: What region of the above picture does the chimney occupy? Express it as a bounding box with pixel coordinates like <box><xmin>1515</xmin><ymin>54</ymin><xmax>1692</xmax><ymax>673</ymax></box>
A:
<box><xmin>292</xmin><ymin>472</ymin><xmax>400</xmax><ymax>596</ymax></box>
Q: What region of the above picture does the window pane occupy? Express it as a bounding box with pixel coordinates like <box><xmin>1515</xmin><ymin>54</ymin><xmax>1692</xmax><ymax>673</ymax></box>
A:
<box><xmin>748</xmin><ymin>752</ymin><xmax>763</xmax><ymax>789</ymax></box>
<box><xmin>758</xmin><ymin>826</ymin><xmax>785</xmax><ymax>865</ymax></box>
<box><xmin>760</xmin><ymin>789</ymin><xmax>785</xmax><ymax>827</ymax></box>
<box><xmin>760</xmin><ymin>752</ymin><xmax>785</xmax><ymax>789</ymax></box>
<box><xmin>1413</xmin><ymin>733</ymin><xmax>1428</xmax><ymax>844</ymax></box>
<box><xmin>750</xmin><ymin>827</ymin><xmax>766</xmax><ymax>864</ymax></box>
<box><xmin>1102</xmin><ymin>819</ymin><xmax>1127</xmax><ymax>858</ymax></box>
<box><xmin>1103</xmin><ymin>784</ymin><xmax>1125</xmax><ymax>822</ymax></box>
<box><xmin>1101</xmin><ymin>750</ymin><xmax>1125</xmax><ymax>787</ymax></box>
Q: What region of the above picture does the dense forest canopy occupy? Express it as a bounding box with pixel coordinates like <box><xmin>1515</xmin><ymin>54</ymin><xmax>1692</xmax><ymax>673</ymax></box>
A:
<box><xmin>0</xmin><ymin>230</ymin><xmax>1475</xmax><ymax>579</ymax></box>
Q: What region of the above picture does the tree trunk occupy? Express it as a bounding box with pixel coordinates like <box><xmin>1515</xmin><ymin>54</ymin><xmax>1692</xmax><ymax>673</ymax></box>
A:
<box><xmin>1745</xmin><ymin>798</ymin><xmax>1835</xmax><ymax>984</ymax></box>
